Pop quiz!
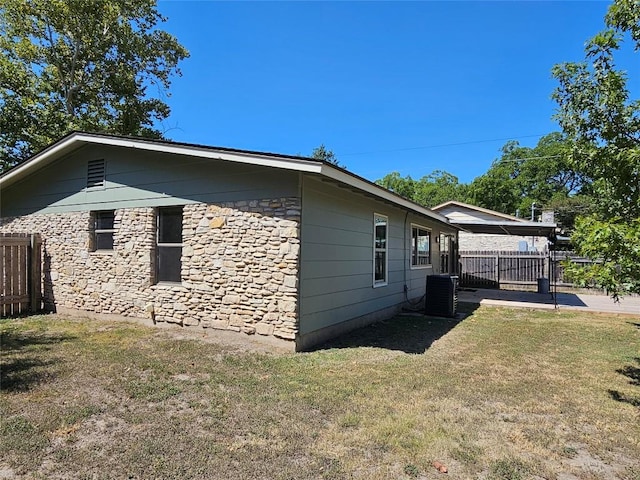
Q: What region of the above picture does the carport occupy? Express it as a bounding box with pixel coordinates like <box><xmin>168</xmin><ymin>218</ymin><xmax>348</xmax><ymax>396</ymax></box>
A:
<box><xmin>449</xmin><ymin>219</ymin><xmax>559</xmax><ymax>297</ymax></box>
<box><xmin>451</xmin><ymin>219</ymin><xmax>557</xmax><ymax>238</ymax></box>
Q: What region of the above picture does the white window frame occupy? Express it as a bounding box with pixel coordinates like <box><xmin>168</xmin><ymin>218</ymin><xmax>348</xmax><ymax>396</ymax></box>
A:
<box><xmin>411</xmin><ymin>224</ymin><xmax>431</xmax><ymax>268</ymax></box>
<box><xmin>373</xmin><ymin>213</ymin><xmax>388</xmax><ymax>287</ymax></box>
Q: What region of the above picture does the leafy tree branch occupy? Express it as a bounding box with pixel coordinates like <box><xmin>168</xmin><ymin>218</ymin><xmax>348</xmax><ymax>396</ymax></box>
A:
<box><xmin>552</xmin><ymin>0</ymin><xmax>640</xmax><ymax>298</ymax></box>
<box><xmin>0</xmin><ymin>0</ymin><xmax>189</xmax><ymax>171</ymax></box>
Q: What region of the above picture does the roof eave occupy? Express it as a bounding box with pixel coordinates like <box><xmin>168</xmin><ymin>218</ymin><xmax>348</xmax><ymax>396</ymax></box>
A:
<box><xmin>0</xmin><ymin>132</ymin><xmax>454</xmax><ymax>229</ymax></box>
<box><xmin>451</xmin><ymin>219</ymin><xmax>558</xmax><ymax>236</ymax></box>
<box><xmin>0</xmin><ymin>132</ymin><xmax>324</xmax><ymax>189</ymax></box>
<box><xmin>432</xmin><ymin>200</ymin><xmax>526</xmax><ymax>222</ymax></box>
<box><xmin>320</xmin><ymin>164</ymin><xmax>452</xmax><ymax>226</ymax></box>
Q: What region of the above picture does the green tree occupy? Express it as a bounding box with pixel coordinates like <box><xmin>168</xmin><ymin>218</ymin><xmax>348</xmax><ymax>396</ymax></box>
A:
<box><xmin>413</xmin><ymin>170</ymin><xmax>468</xmax><ymax>208</ymax></box>
<box><xmin>552</xmin><ymin>0</ymin><xmax>640</xmax><ymax>298</ymax></box>
<box><xmin>467</xmin><ymin>144</ymin><xmax>522</xmax><ymax>216</ymax></box>
<box><xmin>0</xmin><ymin>0</ymin><xmax>189</xmax><ymax>171</ymax></box>
<box><xmin>376</xmin><ymin>170</ymin><xmax>468</xmax><ymax>207</ymax></box>
<box><xmin>375</xmin><ymin>171</ymin><xmax>416</xmax><ymax>200</ymax></box>
<box><xmin>545</xmin><ymin>194</ymin><xmax>594</xmax><ymax>234</ymax></box>
<box><xmin>311</xmin><ymin>144</ymin><xmax>342</xmax><ymax>167</ymax></box>
<box><xmin>468</xmin><ymin>133</ymin><xmax>586</xmax><ymax>220</ymax></box>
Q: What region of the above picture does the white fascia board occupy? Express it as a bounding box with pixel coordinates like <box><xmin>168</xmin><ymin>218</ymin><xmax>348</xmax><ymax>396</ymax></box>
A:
<box><xmin>0</xmin><ymin>133</ymin><xmax>323</xmax><ymax>189</ymax></box>
<box><xmin>453</xmin><ymin>220</ymin><xmax>557</xmax><ymax>228</ymax></box>
<box><xmin>320</xmin><ymin>164</ymin><xmax>452</xmax><ymax>226</ymax></box>
<box><xmin>432</xmin><ymin>200</ymin><xmax>525</xmax><ymax>222</ymax></box>
<box><xmin>451</xmin><ymin>219</ymin><xmax>558</xmax><ymax>236</ymax></box>
<box><xmin>0</xmin><ymin>133</ymin><xmax>450</xmax><ymax>231</ymax></box>
<box><xmin>81</xmin><ymin>135</ymin><xmax>323</xmax><ymax>172</ymax></box>
<box><xmin>0</xmin><ymin>136</ymin><xmax>84</xmax><ymax>187</ymax></box>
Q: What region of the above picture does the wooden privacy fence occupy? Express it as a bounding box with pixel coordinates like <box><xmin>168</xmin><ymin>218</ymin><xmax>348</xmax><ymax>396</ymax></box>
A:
<box><xmin>0</xmin><ymin>233</ymin><xmax>42</xmax><ymax>316</ymax></box>
<box><xmin>549</xmin><ymin>251</ymin><xmax>601</xmax><ymax>287</ymax></box>
<box><xmin>460</xmin><ymin>250</ymin><xmax>547</xmax><ymax>288</ymax></box>
<box><xmin>459</xmin><ymin>250</ymin><xmax>598</xmax><ymax>288</ymax></box>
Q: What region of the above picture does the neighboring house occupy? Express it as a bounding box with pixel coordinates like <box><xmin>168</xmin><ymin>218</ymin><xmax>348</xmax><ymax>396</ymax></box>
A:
<box><xmin>431</xmin><ymin>201</ymin><xmax>551</xmax><ymax>252</ymax></box>
<box><xmin>0</xmin><ymin>132</ymin><xmax>458</xmax><ymax>351</ymax></box>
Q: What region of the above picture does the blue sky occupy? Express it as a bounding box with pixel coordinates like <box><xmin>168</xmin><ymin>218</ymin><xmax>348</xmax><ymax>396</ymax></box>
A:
<box><xmin>156</xmin><ymin>1</ymin><xmax>619</xmax><ymax>184</ymax></box>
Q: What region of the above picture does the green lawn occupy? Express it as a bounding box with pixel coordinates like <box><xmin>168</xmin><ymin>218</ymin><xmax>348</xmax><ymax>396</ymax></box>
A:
<box><xmin>1</xmin><ymin>305</ymin><xmax>639</xmax><ymax>479</ymax></box>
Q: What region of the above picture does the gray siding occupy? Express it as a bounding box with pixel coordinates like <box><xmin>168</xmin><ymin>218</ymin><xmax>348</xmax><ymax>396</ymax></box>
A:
<box><xmin>1</xmin><ymin>144</ymin><xmax>299</xmax><ymax>217</ymax></box>
<box><xmin>299</xmin><ymin>176</ymin><xmax>456</xmax><ymax>336</ymax></box>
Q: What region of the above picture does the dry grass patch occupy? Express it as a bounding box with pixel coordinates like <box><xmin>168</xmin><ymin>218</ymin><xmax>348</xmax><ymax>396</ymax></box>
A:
<box><xmin>1</xmin><ymin>306</ymin><xmax>639</xmax><ymax>479</ymax></box>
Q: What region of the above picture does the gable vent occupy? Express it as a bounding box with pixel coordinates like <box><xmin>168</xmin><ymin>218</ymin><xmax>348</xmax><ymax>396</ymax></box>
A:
<box><xmin>87</xmin><ymin>159</ymin><xmax>106</xmax><ymax>188</ymax></box>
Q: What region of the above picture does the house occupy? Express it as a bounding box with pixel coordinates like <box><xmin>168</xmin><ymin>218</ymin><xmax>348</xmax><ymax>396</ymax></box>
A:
<box><xmin>431</xmin><ymin>201</ymin><xmax>554</xmax><ymax>252</ymax></box>
<box><xmin>0</xmin><ymin>132</ymin><xmax>458</xmax><ymax>351</ymax></box>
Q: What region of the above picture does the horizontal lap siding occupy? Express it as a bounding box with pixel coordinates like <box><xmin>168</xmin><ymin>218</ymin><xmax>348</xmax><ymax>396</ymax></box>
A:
<box><xmin>300</xmin><ymin>259</ymin><xmax>371</xmax><ymax>278</ymax></box>
<box><xmin>1</xmin><ymin>145</ymin><xmax>299</xmax><ymax>217</ymax></box>
<box><xmin>299</xmin><ymin>177</ymin><xmax>450</xmax><ymax>335</ymax></box>
<box><xmin>301</xmin><ymin>290</ymin><xmax>406</xmax><ymax>333</ymax></box>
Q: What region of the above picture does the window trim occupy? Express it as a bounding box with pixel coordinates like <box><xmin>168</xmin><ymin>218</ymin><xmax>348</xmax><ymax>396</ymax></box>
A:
<box><xmin>156</xmin><ymin>206</ymin><xmax>184</xmax><ymax>284</ymax></box>
<box><xmin>91</xmin><ymin>210</ymin><xmax>116</xmax><ymax>252</ymax></box>
<box><xmin>373</xmin><ymin>213</ymin><xmax>388</xmax><ymax>287</ymax></box>
<box><xmin>410</xmin><ymin>224</ymin><xmax>431</xmax><ymax>269</ymax></box>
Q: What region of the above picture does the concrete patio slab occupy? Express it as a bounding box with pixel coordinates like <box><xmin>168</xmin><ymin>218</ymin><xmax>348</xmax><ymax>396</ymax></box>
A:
<box><xmin>458</xmin><ymin>288</ymin><xmax>640</xmax><ymax>316</ymax></box>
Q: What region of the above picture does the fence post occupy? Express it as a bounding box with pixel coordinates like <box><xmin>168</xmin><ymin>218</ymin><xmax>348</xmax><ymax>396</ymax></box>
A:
<box><xmin>495</xmin><ymin>253</ymin><xmax>500</xmax><ymax>287</ymax></box>
<box><xmin>0</xmin><ymin>238</ymin><xmax>4</xmax><ymax>317</ymax></box>
<box><xmin>29</xmin><ymin>234</ymin><xmax>41</xmax><ymax>313</ymax></box>
<box><xmin>544</xmin><ymin>253</ymin><xmax>550</xmax><ymax>280</ymax></box>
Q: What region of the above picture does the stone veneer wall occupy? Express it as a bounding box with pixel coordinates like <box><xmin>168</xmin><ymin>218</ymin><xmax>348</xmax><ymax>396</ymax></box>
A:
<box><xmin>0</xmin><ymin>197</ymin><xmax>301</xmax><ymax>342</ymax></box>
<box><xmin>459</xmin><ymin>232</ymin><xmax>548</xmax><ymax>252</ymax></box>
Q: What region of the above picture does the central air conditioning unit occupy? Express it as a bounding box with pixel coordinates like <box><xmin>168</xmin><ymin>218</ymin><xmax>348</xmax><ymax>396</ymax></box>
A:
<box><xmin>425</xmin><ymin>275</ymin><xmax>458</xmax><ymax>317</ymax></box>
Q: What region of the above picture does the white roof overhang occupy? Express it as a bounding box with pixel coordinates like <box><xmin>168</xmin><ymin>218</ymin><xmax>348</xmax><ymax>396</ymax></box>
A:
<box><xmin>453</xmin><ymin>220</ymin><xmax>557</xmax><ymax>237</ymax></box>
<box><xmin>0</xmin><ymin>132</ymin><xmax>323</xmax><ymax>186</ymax></box>
<box><xmin>0</xmin><ymin>131</ymin><xmax>452</xmax><ymax>227</ymax></box>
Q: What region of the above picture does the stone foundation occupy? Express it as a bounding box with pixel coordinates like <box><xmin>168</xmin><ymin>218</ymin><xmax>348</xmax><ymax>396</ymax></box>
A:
<box><xmin>0</xmin><ymin>198</ymin><xmax>301</xmax><ymax>343</ymax></box>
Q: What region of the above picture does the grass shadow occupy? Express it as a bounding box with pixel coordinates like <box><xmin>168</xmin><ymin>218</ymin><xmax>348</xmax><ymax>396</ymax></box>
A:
<box><xmin>617</xmin><ymin>358</ymin><xmax>640</xmax><ymax>387</ymax></box>
<box><xmin>1</xmin><ymin>357</ymin><xmax>56</xmax><ymax>392</ymax></box>
<box><xmin>314</xmin><ymin>302</ymin><xmax>479</xmax><ymax>354</ymax></box>
<box><xmin>1</xmin><ymin>326</ymin><xmax>73</xmax><ymax>391</ymax></box>
<box><xmin>609</xmin><ymin>357</ymin><xmax>640</xmax><ymax>409</ymax></box>
<box><xmin>1</xmin><ymin>329</ymin><xmax>73</xmax><ymax>352</ymax></box>
<box><xmin>608</xmin><ymin>389</ymin><xmax>640</xmax><ymax>408</ymax></box>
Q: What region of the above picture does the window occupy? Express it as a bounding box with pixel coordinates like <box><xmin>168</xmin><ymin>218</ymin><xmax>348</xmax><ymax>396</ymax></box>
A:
<box><xmin>93</xmin><ymin>211</ymin><xmax>115</xmax><ymax>250</ymax></box>
<box><xmin>411</xmin><ymin>225</ymin><xmax>431</xmax><ymax>267</ymax></box>
<box><xmin>374</xmin><ymin>214</ymin><xmax>388</xmax><ymax>286</ymax></box>
<box><xmin>157</xmin><ymin>206</ymin><xmax>183</xmax><ymax>283</ymax></box>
